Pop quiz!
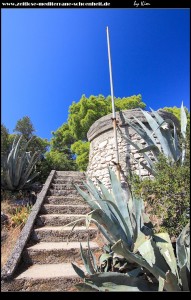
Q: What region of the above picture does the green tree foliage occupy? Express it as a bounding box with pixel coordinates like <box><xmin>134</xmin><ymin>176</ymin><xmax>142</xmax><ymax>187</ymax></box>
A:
<box><xmin>162</xmin><ymin>105</ymin><xmax>190</xmax><ymax>123</ymax></box>
<box><xmin>130</xmin><ymin>155</ymin><xmax>190</xmax><ymax>237</ymax></box>
<box><xmin>13</xmin><ymin>116</ymin><xmax>49</xmax><ymax>154</ymax></box>
<box><xmin>45</xmin><ymin>150</ymin><xmax>77</xmax><ymax>171</ymax></box>
<box><xmin>68</xmin><ymin>94</ymin><xmax>146</xmax><ymax>141</ymax></box>
<box><xmin>51</xmin><ymin>123</ymin><xmax>75</xmax><ymax>152</ymax></box>
<box><xmin>44</xmin><ymin>123</ymin><xmax>77</xmax><ymax>177</ymax></box>
<box><xmin>71</xmin><ymin>141</ymin><xmax>90</xmax><ymax>171</ymax></box>
<box><xmin>13</xmin><ymin>116</ymin><xmax>35</xmax><ymax>140</ymax></box>
<box><xmin>1</xmin><ymin>124</ymin><xmax>9</xmax><ymax>155</ymax></box>
<box><xmin>52</xmin><ymin>94</ymin><xmax>146</xmax><ymax>170</ymax></box>
<box><xmin>29</xmin><ymin>136</ymin><xmax>49</xmax><ymax>155</ymax></box>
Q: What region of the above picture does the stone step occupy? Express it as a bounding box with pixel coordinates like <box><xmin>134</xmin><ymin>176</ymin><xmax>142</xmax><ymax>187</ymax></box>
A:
<box><xmin>40</xmin><ymin>204</ymin><xmax>90</xmax><ymax>215</ymax></box>
<box><xmin>22</xmin><ymin>241</ymin><xmax>99</xmax><ymax>265</ymax></box>
<box><xmin>36</xmin><ymin>214</ymin><xmax>86</xmax><ymax>227</ymax></box>
<box><xmin>13</xmin><ymin>263</ymin><xmax>85</xmax><ymax>291</ymax></box>
<box><xmin>53</xmin><ymin>177</ymin><xmax>85</xmax><ymax>184</ymax></box>
<box><xmin>55</xmin><ymin>171</ymin><xmax>86</xmax><ymax>178</ymax></box>
<box><xmin>47</xmin><ymin>189</ymin><xmax>83</xmax><ymax>196</ymax></box>
<box><xmin>50</xmin><ymin>183</ymin><xmax>85</xmax><ymax>190</ymax></box>
<box><xmin>31</xmin><ymin>226</ymin><xmax>97</xmax><ymax>242</ymax></box>
<box><xmin>45</xmin><ymin>196</ymin><xmax>85</xmax><ymax>205</ymax></box>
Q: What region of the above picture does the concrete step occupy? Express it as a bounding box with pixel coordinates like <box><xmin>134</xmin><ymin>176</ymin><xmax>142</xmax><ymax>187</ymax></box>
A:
<box><xmin>55</xmin><ymin>171</ymin><xmax>85</xmax><ymax>177</ymax></box>
<box><xmin>22</xmin><ymin>241</ymin><xmax>99</xmax><ymax>264</ymax></box>
<box><xmin>40</xmin><ymin>204</ymin><xmax>90</xmax><ymax>215</ymax></box>
<box><xmin>12</xmin><ymin>263</ymin><xmax>85</xmax><ymax>291</ymax></box>
<box><xmin>31</xmin><ymin>226</ymin><xmax>97</xmax><ymax>242</ymax></box>
<box><xmin>51</xmin><ymin>183</ymin><xmax>85</xmax><ymax>190</ymax></box>
<box><xmin>45</xmin><ymin>196</ymin><xmax>85</xmax><ymax>205</ymax></box>
<box><xmin>36</xmin><ymin>214</ymin><xmax>86</xmax><ymax>227</ymax></box>
<box><xmin>47</xmin><ymin>189</ymin><xmax>83</xmax><ymax>196</ymax></box>
<box><xmin>53</xmin><ymin>178</ymin><xmax>85</xmax><ymax>184</ymax></box>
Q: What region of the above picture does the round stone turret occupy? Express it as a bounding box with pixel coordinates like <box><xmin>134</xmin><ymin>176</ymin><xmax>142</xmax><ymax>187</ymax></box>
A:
<box><xmin>86</xmin><ymin>108</ymin><xmax>179</xmax><ymax>189</ymax></box>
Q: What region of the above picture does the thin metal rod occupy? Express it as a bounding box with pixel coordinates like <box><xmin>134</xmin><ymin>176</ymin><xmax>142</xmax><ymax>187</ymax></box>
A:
<box><xmin>106</xmin><ymin>26</ymin><xmax>120</xmax><ymax>181</ymax></box>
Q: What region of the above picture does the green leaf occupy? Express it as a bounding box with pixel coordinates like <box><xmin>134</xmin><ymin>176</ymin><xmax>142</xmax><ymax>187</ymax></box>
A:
<box><xmin>158</xmin><ymin>276</ymin><xmax>165</xmax><ymax>291</ymax></box>
<box><xmin>180</xmin><ymin>102</ymin><xmax>187</xmax><ymax>139</ymax></box>
<box><xmin>99</xmin><ymin>253</ymin><xmax>112</xmax><ymax>264</ymax></box>
<box><xmin>97</xmin><ymin>178</ymin><xmax>116</xmax><ymax>204</ymax></box>
<box><xmin>129</xmin><ymin>153</ymin><xmax>157</xmax><ymax>176</ymax></box>
<box><xmin>180</xmin><ymin>102</ymin><xmax>187</xmax><ymax>163</ymax></box>
<box><xmin>75</xmin><ymin>283</ymin><xmax>98</xmax><ymax>292</ymax></box>
<box><xmin>87</xmin><ymin>237</ymin><xmax>98</xmax><ymax>272</ymax></box>
<box><xmin>74</xmin><ymin>184</ymin><xmax>99</xmax><ymax>210</ymax></box>
<box><xmin>100</xmin><ymin>283</ymin><xmax>140</xmax><ymax>291</ymax></box>
<box><xmin>108</xmin><ymin>168</ymin><xmax>133</xmax><ymax>238</ymax></box>
<box><xmin>80</xmin><ymin>243</ymin><xmax>94</xmax><ymax>275</ymax></box>
<box><xmin>85</xmin><ymin>272</ymin><xmax>157</xmax><ymax>291</ymax></box>
<box><xmin>137</xmin><ymin>239</ymin><xmax>155</xmax><ymax>267</ymax></box>
<box><xmin>112</xmin><ymin>239</ymin><xmax>166</xmax><ymax>280</ymax></box>
<box><xmin>91</xmin><ymin>218</ymin><xmax>115</xmax><ymax>244</ymax></box>
<box><xmin>154</xmin><ymin>232</ymin><xmax>179</xmax><ymax>277</ymax></box>
<box><xmin>90</xmin><ymin>209</ymin><xmax>129</xmax><ymax>245</ymax></box>
<box><xmin>150</xmin><ymin>109</ymin><xmax>180</xmax><ymax>162</ymax></box>
<box><xmin>176</xmin><ymin>223</ymin><xmax>190</xmax><ymax>269</ymax></box>
<box><xmin>133</xmin><ymin>231</ymin><xmax>148</xmax><ymax>253</ymax></box>
<box><xmin>117</xmin><ymin>128</ymin><xmax>155</xmax><ymax>172</ymax></box>
<box><xmin>133</xmin><ymin>197</ymin><xmax>144</xmax><ymax>236</ymax></box>
<box><xmin>164</xmin><ymin>271</ymin><xmax>181</xmax><ymax>291</ymax></box>
<box><xmin>83</xmin><ymin>178</ymin><xmax>112</xmax><ymax>219</ymax></box>
<box><xmin>133</xmin><ymin>115</ymin><xmax>159</xmax><ymax>148</ymax></box>
<box><xmin>137</xmin><ymin>144</ymin><xmax>158</xmax><ymax>154</ymax></box>
<box><xmin>123</xmin><ymin>115</ymin><xmax>158</xmax><ymax>154</ymax></box>
<box><xmin>179</xmin><ymin>263</ymin><xmax>190</xmax><ymax>291</ymax></box>
<box><xmin>127</xmin><ymin>267</ymin><xmax>143</xmax><ymax>277</ymax></box>
<box><xmin>71</xmin><ymin>262</ymin><xmax>86</xmax><ymax>279</ymax></box>
<box><xmin>141</xmin><ymin>109</ymin><xmax>171</xmax><ymax>158</ymax></box>
<box><xmin>102</xmin><ymin>199</ymin><xmax>133</xmax><ymax>247</ymax></box>
<box><xmin>99</xmin><ymin>253</ymin><xmax>112</xmax><ymax>272</ymax></box>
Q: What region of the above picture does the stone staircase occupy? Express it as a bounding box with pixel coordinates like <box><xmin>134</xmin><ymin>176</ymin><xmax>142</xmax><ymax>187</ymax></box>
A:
<box><xmin>3</xmin><ymin>171</ymin><xmax>101</xmax><ymax>292</ymax></box>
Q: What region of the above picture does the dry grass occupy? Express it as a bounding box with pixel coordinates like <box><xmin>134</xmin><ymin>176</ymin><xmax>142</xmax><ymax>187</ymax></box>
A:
<box><xmin>1</xmin><ymin>198</ymin><xmax>28</xmax><ymax>268</ymax></box>
<box><xmin>1</xmin><ymin>199</ymin><xmax>13</xmax><ymax>215</ymax></box>
<box><xmin>1</xmin><ymin>223</ymin><xmax>22</xmax><ymax>268</ymax></box>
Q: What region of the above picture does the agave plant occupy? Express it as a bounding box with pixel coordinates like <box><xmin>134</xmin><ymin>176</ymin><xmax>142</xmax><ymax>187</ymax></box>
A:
<box><xmin>1</xmin><ymin>135</ymin><xmax>41</xmax><ymax>191</ymax></box>
<box><xmin>117</xmin><ymin>103</ymin><xmax>188</xmax><ymax>176</ymax></box>
<box><xmin>71</xmin><ymin>168</ymin><xmax>190</xmax><ymax>291</ymax></box>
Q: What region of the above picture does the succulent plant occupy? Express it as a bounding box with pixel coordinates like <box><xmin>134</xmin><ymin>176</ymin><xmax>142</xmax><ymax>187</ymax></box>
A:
<box><xmin>117</xmin><ymin>103</ymin><xmax>188</xmax><ymax>176</ymax></box>
<box><xmin>1</xmin><ymin>135</ymin><xmax>41</xmax><ymax>191</ymax></box>
<box><xmin>72</xmin><ymin>168</ymin><xmax>190</xmax><ymax>291</ymax></box>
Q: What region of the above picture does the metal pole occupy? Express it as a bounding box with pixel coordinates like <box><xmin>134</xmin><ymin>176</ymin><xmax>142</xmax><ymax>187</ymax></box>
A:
<box><xmin>106</xmin><ymin>26</ymin><xmax>121</xmax><ymax>181</ymax></box>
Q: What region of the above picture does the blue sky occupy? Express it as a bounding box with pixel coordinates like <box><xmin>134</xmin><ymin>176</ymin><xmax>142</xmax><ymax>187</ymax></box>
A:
<box><xmin>2</xmin><ymin>8</ymin><xmax>190</xmax><ymax>141</ymax></box>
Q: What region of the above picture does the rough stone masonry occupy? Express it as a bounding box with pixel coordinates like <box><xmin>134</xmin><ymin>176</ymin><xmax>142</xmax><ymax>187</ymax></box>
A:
<box><xmin>86</xmin><ymin>108</ymin><xmax>179</xmax><ymax>190</ymax></box>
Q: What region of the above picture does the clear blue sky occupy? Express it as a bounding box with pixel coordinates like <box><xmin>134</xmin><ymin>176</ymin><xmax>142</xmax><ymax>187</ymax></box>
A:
<box><xmin>2</xmin><ymin>8</ymin><xmax>190</xmax><ymax>141</ymax></box>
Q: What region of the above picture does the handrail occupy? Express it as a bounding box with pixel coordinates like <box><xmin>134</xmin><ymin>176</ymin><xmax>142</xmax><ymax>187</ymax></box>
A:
<box><xmin>1</xmin><ymin>170</ymin><xmax>56</xmax><ymax>280</ymax></box>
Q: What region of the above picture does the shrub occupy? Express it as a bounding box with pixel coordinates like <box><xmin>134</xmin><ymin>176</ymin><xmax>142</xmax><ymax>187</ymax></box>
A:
<box><xmin>129</xmin><ymin>155</ymin><xmax>190</xmax><ymax>237</ymax></box>
<box><xmin>10</xmin><ymin>204</ymin><xmax>32</xmax><ymax>228</ymax></box>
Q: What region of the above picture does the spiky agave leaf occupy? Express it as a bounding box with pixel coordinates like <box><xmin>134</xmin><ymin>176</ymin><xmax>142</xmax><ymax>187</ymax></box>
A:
<box><xmin>149</xmin><ymin>109</ymin><xmax>181</xmax><ymax>162</ymax></box>
<box><xmin>154</xmin><ymin>232</ymin><xmax>179</xmax><ymax>278</ymax></box>
<box><xmin>80</xmin><ymin>243</ymin><xmax>95</xmax><ymax>275</ymax></box>
<box><xmin>117</xmin><ymin>126</ymin><xmax>155</xmax><ymax>174</ymax></box>
<box><xmin>84</xmin><ymin>272</ymin><xmax>157</xmax><ymax>291</ymax></box>
<box><xmin>1</xmin><ymin>135</ymin><xmax>41</xmax><ymax>190</ymax></box>
<box><xmin>180</xmin><ymin>102</ymin><xmax>188</xmax><ymax>164</ymax></box>
<box><xmin>73</xmin><ymin>168</ymin><xmax>189</xmax><ymax>291</ymax></box>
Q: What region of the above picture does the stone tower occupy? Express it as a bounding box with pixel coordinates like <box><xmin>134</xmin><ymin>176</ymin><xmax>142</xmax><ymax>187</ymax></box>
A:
<box><xmin>86</xmin><ymin>108</ymin><xmax>179</xmax><ymax>190</ymax></box>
